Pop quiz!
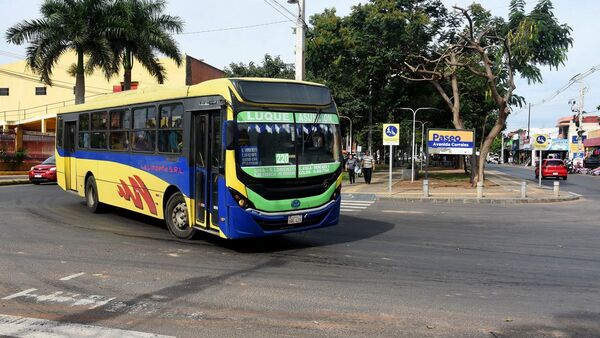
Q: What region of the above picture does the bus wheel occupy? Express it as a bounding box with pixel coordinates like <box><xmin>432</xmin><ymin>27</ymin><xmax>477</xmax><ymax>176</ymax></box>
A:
<box><xmin>85</xmin><ymin>176</ymin><xmax>104</xmax><ymax>213</ymax></box>
<box><xmin>166</xmin><ymin>192</ymin><xmax>196</xmax><ymax>240</ymax></box>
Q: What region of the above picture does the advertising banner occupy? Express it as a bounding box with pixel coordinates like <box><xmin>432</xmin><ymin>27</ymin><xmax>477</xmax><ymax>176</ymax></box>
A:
<box><xmin>427</xmin><ymin>129</ymin><xmax>474</xmax><ymax>155</ymax></box>
<box><xmin>548</xmin><ymin>138</ymin><xmax>569</xmax><ymax>151</ymax></box>
<box><xmin>382</xmin><ymin>124</ymin><xmax>400</xmax><ymax>146</ymax></box>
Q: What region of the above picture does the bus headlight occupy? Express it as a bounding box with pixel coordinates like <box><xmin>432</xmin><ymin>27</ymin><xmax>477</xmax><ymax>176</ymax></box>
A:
<box><xmin>229</xmin><ymin>188</ymin><xmax>253</xmax><ymax>209</ymax></box>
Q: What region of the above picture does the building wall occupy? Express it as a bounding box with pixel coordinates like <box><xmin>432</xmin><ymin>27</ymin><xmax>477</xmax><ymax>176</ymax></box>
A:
<box><xmin>0</xmin><ymin>52</ymin><xmax>223</xmax><ymax>131</ymax></box>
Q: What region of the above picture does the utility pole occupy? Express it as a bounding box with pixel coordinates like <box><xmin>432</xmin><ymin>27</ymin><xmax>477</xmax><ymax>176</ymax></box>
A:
<box><xmin>527</xmin><ymin>103</ymin><xmax>531</xmax><ymax>140</ymax></box>
<box><xmin>289</xmin><ymin>0</ymin><xmax>305</xmax><ymax>81</ymax></box>
<box><xmin>577</xmin><ymin>80</ymin><xmax>586</xmax><ymax>154</ymax></box>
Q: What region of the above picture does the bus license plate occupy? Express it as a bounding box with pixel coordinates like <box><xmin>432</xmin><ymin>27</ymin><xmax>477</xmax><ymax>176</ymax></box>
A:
<box><xmin>288</xmin><ymin>215</ymin><xmax>302</xmax><ymax>225</ymax></box>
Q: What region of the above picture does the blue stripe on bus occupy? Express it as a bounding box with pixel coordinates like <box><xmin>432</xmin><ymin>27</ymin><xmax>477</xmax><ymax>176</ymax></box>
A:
<box><xmin>58</xmin><ymin>148</ymin><xmax>192</xmax><ymax>196</ymax></box>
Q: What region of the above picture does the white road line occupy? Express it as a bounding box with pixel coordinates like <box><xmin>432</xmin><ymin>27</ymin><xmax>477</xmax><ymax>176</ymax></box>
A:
<box><xmin>2</xmin><ymin>288</ymin><xmax>37</xmax><ymax>300</ymax></box>
<box><xmin>0</xmin><ymin>314</ymin><xmax>174</xmax><ymax>338</ymax></box>
<box><xmin>59</xmin><ymin>272</ymin><xmax>85</xmax><ymax>281</ymax></box>
<box><xmin>381</xmin><ymin>210</ymin><xmax>425</xmax><ymax>214</ymax></box>
<box><xmin>340</xmin><ymin>205</ymin><xmax>368</xmax><ymax>209</ymax></box>
<box><xmin>340</xmin><ymin>208</ymin><xmax>359</xmax><ymax>212</ymax></box>
<box><xmin>341</xmin><ymin>200</ymin><xmax>375</xmax><ymax>204</ymax></box>
<box><xmin>341</xmin><ymin>203</ymin><xmax>373</xmax><ymax>207</ymax></box>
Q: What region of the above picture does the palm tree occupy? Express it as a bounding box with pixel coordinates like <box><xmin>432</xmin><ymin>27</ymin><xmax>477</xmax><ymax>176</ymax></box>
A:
<box><xmin>5</xmin><ymin>0</ymin><xmax>120</xmax><ymax>104</ymax></box>
<box><xmin>113</xmin><ymin>0</ymin><xmax>184</xmax><ymax>90</ymax></box>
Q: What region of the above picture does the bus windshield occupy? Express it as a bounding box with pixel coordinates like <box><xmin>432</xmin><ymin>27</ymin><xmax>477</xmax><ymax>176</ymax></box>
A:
<box><xmin>236</xmin><ymin>111</ymin><xmax>341</xmax><ymax>178</ymax></box>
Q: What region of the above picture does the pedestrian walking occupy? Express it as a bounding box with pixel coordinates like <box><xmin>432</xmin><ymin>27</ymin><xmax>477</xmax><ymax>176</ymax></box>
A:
<box><xmin>346</xmin><ymin>154</ymin><xmax>358</xmax><ymax>184</ymax></box>
<box><xmin>361</xmin><ymin>151</ymin><xmax>375</xmax><ymax>184</ymax></box>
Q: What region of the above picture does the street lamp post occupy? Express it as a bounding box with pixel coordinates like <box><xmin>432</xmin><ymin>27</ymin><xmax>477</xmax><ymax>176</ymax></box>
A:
<box><xmin>339</xmin><ymin>115</ymin><xmax>352</xmax><ymax>153</ymax></box>
<box><xmin>415</xmin><ymin>121</ymin><xmax>429</xmax><ymax>171</ymax></box>
<box><xmin>399</xmin><ymin>107</ymin><xmax>439</xmax><ymax>182</ymax></box>
<box><xmin>287</xmin><ymin>0</ymin><xmax>306</xmax><ymax>81</ymax></box>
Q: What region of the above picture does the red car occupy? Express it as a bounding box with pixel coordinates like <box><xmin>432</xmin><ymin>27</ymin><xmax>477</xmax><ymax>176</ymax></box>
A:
<box><xmin>29</xmin><ymin>155</ymin><xmax>57</xmax><ymax>184</ymax></box>
<box><xmin>535</xmin><ymin>159</ymin><xmax>568</xmax><ymax>180</ymax></box>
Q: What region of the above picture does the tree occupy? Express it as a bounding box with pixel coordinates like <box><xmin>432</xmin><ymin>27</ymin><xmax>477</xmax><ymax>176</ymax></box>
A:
<box><xmin>307</xmin><ymin>2</ymin><xmax>449</xmax><ymax>156</ymax></box>
<box><xmin>112</xmin><ymin>0</ymin><xmax>184</xmax><ymax>91</ymax></box>
<box><xmin>406</xmin><ymin>0</ymin><xmax>572</xmax><ymax>184</ymax></box>
<box><xmin>6</xmin><ymin>0</ymin><xmax>120</xmax><ymax>104</ymax></box>
<box><xmin>224</xmin><ymin>54</ymin><xmax>294</xmax><ymax>79</ymax></box>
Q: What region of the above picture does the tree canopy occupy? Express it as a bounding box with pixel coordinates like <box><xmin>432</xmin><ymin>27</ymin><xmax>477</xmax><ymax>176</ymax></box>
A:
<box><xmin>224</xmin><ymin>54</ymin><xmax>294</xmax><ymax>79</ymax></box>
<box><xmin>6</xmin><ymin>0</ymin><xmax>121</xmax><ymax>104</ymax></box>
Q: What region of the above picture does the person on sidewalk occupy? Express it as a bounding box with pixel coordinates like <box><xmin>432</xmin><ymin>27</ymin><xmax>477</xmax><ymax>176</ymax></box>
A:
<box><xmin>346</xmin><ymin>154</ymin><xmax>357</xmax><ymax>184</ymax></box>
<box><xmin>361</xmin><ymin>151</ymin><xmax>375</xmax><ymax>184</ymax></box>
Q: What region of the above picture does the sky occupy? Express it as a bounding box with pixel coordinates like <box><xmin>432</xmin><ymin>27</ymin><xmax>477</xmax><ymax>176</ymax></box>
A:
<box><xmin>0</xmin><ymin>0</ymin><xmax>598</xmax><ymax>131</ymax></box>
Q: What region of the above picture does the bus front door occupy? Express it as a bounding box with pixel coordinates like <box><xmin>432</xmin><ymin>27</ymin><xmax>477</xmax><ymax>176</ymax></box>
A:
<box><xmin>64</xmin><ymin>121</ymin><xmax>77</xmax><ymax>191</ymax></box>
<box><xmin>194</xmin><ymin>110</ymin><xmax>222</xmax><ymax>232</ymax></box>
<box><xmin>194</xmin><ymin>113</ymin><xmax>209</xmax><ymax>229</ymax></box>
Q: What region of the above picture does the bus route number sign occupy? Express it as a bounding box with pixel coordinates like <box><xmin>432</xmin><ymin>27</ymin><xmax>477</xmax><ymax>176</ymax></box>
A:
<box><xmin>383</xmin><ymin>124</ymin><xmax>400</xmax><ymax>146</ymax></box>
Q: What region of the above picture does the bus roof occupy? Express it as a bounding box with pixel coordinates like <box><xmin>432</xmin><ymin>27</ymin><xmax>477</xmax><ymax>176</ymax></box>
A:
<box><xmin>58</xmin><ymin>78</ymin><xmax>328</xmax><ymax>115</ymax></box>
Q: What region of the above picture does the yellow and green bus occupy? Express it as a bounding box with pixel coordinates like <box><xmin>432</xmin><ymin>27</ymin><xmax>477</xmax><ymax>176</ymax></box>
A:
<box><xmin>56</xmin><ymin>78</ymin><xmax>343</xmax><ymax>239</ymax></box>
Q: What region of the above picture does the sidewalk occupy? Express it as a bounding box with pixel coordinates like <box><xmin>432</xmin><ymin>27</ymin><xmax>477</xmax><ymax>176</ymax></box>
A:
<box><xmin>0</xmin><ymin>175</ymin><xmax>30</xmax><ymax>186</ymax></box>
<box><xmin>342</xmin><ymin>169</ymin><xmax>579</xmax><ymax>203</ymax></box>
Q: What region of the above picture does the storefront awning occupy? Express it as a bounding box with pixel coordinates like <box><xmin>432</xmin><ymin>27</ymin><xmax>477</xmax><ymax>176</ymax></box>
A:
<box><xmin>583</xmin><ymin>137</ymin><xmax>600</xmax><ymax>147</ymax></box>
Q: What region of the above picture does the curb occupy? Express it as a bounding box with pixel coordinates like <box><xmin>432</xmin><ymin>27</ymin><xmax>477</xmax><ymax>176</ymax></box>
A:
<box><xmin>343</xmin><ymin>193</ymin><xmax>579</xmax><ymax>204</ymax></box>
<box><xmin>0</xmin><ymin>180</ymin><xmax>31</xmax><ymax>186</ymax></box>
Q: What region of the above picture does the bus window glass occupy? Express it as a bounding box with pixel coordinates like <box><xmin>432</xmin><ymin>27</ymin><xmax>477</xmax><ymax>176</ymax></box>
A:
<box><xmin>297</xmin><ymin>123</ymin><xmax>341</xmax><ymax>164</ymax></box>
<box><xmin>56</xmin><ymin>116</ymin><xmax>63</xmax><ymax>148</ymax></box>
<box><xmin>90</xmin><ymin>132</ymin><xmax>107</xmax><ymax>149</ymax></box>
<box><xmin>158</xmin><ymin>130</ymin><xmax>182</xmax><ymax>153</ymax></box>
<box><xmin>236</xmin><ymin>123</ymin><xmax>296</xmax><ymax>167</ymax></box>
<box><xmin>147</xmin><ymin>107</ymin><xmax>157</xmax><ymax>128</ymax></box>
<box><xmin>109</xmin><ymin>131</ymin><xmax>129</xmax><ymax>150</ymax></box>
<box><xmin>79</xmin><ymin>113</ymin><xmax>89</xmax><ymax>131</ymax></box>
<box><xmin>79</xmin><ymin>132</ymin><xmax>90</xmax><ymax>149</ymax></box>
<box><xmin>212</xmin><ymin>114</ymin><xmax>222</xmax><ymax>168</ymax></box>
<box><xmin>110</xmin><ymin>110</ymin><xmax>130</xmax><ymax>129</ymax></box>
<box><xmin>133</xmin><ymin>108</ymin><xmax>146</xmax><ymax>129</ymax></box>
<box><xmin>131</xmin><ymin>130</ymin><xmax>155</xmax><ymax>152</ymax></box>
<box><xmin>91</xmin><ymin>111</ymin><xmax>108</xmax><ymax>130</ymax></box>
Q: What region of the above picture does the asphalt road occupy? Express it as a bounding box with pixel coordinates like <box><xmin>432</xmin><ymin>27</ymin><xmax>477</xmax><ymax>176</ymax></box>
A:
<box><xmin>1</xmin><ymin>183</ymin><xmax>599</xmax><ymax>337</ymax></box>
<box><xmin>489</xmin><ymin>164</ymin><xmax>600</xmax><ymax>199</ymax></box>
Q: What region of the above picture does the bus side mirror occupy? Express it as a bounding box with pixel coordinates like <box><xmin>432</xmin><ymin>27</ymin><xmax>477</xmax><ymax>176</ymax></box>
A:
<box><xmin>224</xmin><ymin>121</ymin><xmax>236</xmax><ymax>150</ymax></box>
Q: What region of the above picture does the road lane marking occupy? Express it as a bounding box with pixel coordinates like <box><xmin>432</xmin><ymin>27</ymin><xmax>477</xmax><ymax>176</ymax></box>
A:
<box><xmin>0</xmin><ymin>314</ymin><xmax>174</xmax><ymax>338</ymax></box>
<box><xmin>381</xmin><ymin>210</ymin><xmax>424</xmax><ymax>214</ymax></box>
<box><xmin>2</xmin><ymin>288</ymin><xmax>115</xmax><ymax>310</ymax></box>
<box><xmin>59</xmin><ymin>272</ymin><xmax>85</xmax><ymax>281</ymax></box>
<box><xmin>340</xmin><ymin>205</ymin><xmax>368</xmax><ymax>209</ymax></box>
<box><xmin>2</xmin><ymin>288</ymin><xmax>37</xmax><ymax>300</ymax></box>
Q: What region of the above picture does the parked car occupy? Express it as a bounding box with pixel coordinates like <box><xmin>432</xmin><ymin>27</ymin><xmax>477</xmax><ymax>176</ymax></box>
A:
<box><xmin>28</xmin><ymin>155</ymin><xmax>56</xmax><ymax>184</ymax></box>
<box><xmin>535</xmin><ymin>159</ymin><xmax>568</xmax><ymax>180</ymax></box>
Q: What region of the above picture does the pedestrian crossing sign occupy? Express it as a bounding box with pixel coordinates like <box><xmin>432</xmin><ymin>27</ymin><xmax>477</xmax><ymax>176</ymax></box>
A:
<box><xmin>383</xmin><ymin>124</ymin><xmax>400</xmax><ymax>145</ymax></box>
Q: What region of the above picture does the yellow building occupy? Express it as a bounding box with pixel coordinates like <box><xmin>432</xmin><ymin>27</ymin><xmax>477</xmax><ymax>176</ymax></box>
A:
<box><xmin>0</xmin><ymin>52</ymin><xmax>223</xmax><ymax>133</ymax></box>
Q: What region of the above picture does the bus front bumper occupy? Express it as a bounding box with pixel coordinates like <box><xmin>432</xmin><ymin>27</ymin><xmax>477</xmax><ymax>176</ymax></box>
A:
<box><xmin>225</xmin><ymin>196</ymin><xmax>341</xmax><ymax>239</ymax></box>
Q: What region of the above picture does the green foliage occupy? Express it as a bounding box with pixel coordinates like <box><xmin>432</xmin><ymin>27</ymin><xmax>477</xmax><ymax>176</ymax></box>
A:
<box><xmin>110</xmin><ymin>0</ymin><xmax>184</xmax><ymax>89</ymax></box>
<box><xmin>6</xmin><ymin>0</ymin><xmax>122</xmax><ymax>103</ymax></box>
<box><xmin>0</xmin><ymin>149</ymin><xmax>27</xmax><ymax>170</ymax></box>
<box><xmin>306</xmin><ymin>1</ymin><xmax>450</xmax><ymax>155</ymax></box>
<box><xmin>224</xmin><ymin>54</ymin><xmax>294</xmax><ymax>79</ymax></box>
<box><xmin>490</xmin><ymin>135</ymin><xmax>503</xmax><ymax>153</ymax></box>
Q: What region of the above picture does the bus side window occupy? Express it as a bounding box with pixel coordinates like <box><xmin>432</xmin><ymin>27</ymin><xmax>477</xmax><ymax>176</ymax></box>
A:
<box><xmin>158</xmin><ymin>103</ymin><xmax>183</xmax><ymax>153</ymax></box>
<box><xmin>131</xmin><ymin>106</ymin><xmax>157</xmax><ymax>152</ymax></box>
<box><xmin>78</xmin><ymin>113</ymin><xmax>90</xmax><ymax>149</ymax></box>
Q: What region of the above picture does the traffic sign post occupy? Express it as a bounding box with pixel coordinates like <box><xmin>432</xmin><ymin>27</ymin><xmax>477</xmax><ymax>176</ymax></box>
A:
<box><xmin>383</xmin><ymin>124</ymin><xmax>400</xmax><ymax>193</ymax></box>
<box><xmin>532</xmin><ymin>134</ymin><xmax>550</xmax><ymax>187</ymax></box>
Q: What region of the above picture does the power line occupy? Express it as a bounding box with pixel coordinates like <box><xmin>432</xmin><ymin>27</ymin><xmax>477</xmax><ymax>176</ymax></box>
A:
<box><xmin>270</xmin><ymin>0</ymin><xmax>308</xmax><ymax>27</ymax></box>
<box><xmin>178</xmin><ymin>20</ymin><xmax>289</xmax><ymax>35</ymax></box>
<box><xmin>262</xmin><ymin>0</ymin><xmax>296</xmax><ymax>23</ymax></box>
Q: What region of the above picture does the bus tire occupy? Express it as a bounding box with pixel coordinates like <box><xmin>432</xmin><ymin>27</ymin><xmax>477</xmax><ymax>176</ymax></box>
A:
<box><xmin>165</xmin><ymin>192</ymin><xmax>196</xmax><ymax>240</ymax></box>
<box><xmin>85</xmin><ymin>176</ymin><xmax>104</xmax><ymax>213</ymax></box>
